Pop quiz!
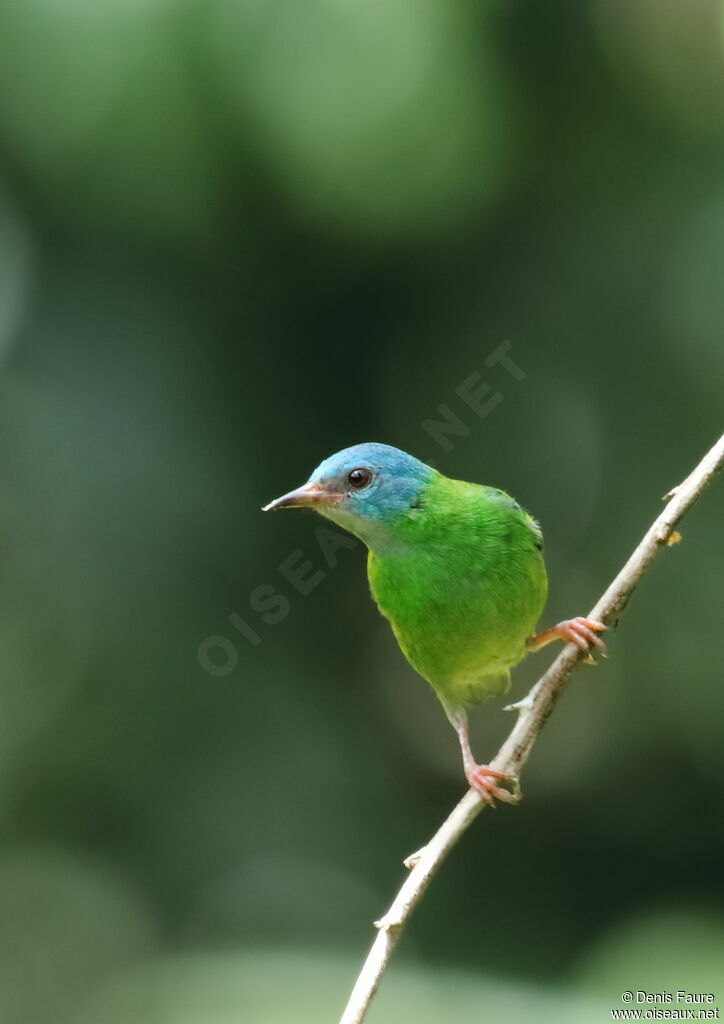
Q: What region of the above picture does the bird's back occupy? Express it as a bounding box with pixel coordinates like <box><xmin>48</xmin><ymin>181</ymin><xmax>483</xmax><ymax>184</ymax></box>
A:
<box><xmin>367</xmin><ymin>473</ymin><xmax>547</xmax><ymax>708</ymax></box>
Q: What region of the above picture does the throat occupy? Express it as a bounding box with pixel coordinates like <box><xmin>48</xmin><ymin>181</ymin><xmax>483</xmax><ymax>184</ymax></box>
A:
<box><xmin>320</xmin><ymin>506</ymin><xmax>404</xmax><ymax>554</ymax></box>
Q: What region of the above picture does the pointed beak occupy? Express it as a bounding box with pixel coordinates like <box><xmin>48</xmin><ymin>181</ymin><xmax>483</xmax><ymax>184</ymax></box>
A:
<box><xmin>262</xmin><ymin>481</ymin><xmax>345</xmax><ymax>512</ymax></box>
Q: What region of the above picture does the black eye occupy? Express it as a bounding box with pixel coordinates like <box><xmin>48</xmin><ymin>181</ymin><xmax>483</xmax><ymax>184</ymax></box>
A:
<box><xmin>347</xmin><ymin>467</ymin><xmax>372</xmax><ymax>489</ymax></box>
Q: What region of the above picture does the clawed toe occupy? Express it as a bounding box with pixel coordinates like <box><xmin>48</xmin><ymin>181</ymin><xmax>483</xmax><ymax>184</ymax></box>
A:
<box><xmin>558</xmin><ymin>617</ymin><xmax>607</xmax><ymax>660</ymax></box>
<box><xmin>528</xmin><ymin>617</ymin><xmax>608</xmax><ymax>659</ymax></box>
<box><xmin>574</xmin><ymin>623</ymin><xmax>606</xmax><ymax>648</ymax></box>
<box><xmin>466</xmin><ymin>765</ymin><xmax>520</xmax><ymax>805</ymax></box>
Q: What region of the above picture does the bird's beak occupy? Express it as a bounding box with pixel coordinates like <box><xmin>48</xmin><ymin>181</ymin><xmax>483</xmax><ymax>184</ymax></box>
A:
<box><xmin>262</xmin><ymin>481</ymin><xmax>345</xmax><ymax>512</ymax></box>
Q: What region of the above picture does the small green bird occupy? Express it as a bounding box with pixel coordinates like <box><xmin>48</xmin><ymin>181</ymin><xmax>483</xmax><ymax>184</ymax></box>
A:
<box><xmin>263</xmin><ymin>443</ymin><xmax>605</xmax><ymax>802</ymax></box>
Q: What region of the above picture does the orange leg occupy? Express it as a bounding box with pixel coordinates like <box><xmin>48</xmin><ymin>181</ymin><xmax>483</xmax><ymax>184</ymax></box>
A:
<box><xmin>446</xmin><ymin>708</ymin><xmax>520</xmax><ymax>804</ymax></box>
<box><xmin>527</xmin><ymin>616</ymin><xmax>607</xmax><ymax>664</ymax></box>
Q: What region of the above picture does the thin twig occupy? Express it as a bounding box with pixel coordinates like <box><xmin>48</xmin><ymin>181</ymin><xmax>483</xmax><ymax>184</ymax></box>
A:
<box><xmin>338</xmin><ymin>432</ymin><xmax>724</xmax><ymax>1024</ymax></box>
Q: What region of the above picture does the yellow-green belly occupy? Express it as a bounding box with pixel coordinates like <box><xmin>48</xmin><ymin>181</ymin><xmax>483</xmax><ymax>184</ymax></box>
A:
<box><xmin>367</xmin><ymin>544</ymin><xmax>547</xmax><ymax>709</ymax></box>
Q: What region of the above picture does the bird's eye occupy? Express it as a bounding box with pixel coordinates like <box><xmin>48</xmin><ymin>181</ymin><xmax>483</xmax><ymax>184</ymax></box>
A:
<box><xmin>347</xmin><ymin>467</ymin><xmax>372</xmax><ymax>489</ymax></box>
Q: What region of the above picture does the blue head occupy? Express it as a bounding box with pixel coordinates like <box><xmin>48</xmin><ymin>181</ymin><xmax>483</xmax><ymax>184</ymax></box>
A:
<box><xmin>263</xmin><ymin>442</ymin><xmax>435</xmax><ymax>546</ymax></box>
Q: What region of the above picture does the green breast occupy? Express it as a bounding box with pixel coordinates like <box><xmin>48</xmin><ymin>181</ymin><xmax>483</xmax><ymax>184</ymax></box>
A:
<box><xmin>366</xmin><ymin>476</ymin><xmax>547</xmax><ymax>708</ymax></box>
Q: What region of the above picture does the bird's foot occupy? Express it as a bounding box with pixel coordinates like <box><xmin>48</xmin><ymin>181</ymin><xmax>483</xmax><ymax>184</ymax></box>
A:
<box><xmin>528</xmin><ymin>617</ymin><xmax>607</xmax><ymax>664</ymax></box>
<box><xmin>465</xmin><ymin>763</ymin><xmax>520</xmax><ymax>805</ymax></box>
<box><xmin>555</xmin><ymin>617</ymin><xmax>607</xmax><ymax>663</ymax></box>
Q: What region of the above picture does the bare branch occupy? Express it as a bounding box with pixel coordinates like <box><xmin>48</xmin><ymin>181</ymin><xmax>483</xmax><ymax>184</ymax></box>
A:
<box><xmin>338</xmin><ymin>432</ymin><xmax>724</xmax><ymax>1024</ymax></box>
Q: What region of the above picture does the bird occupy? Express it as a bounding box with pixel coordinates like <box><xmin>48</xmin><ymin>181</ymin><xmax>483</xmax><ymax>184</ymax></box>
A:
<box><xmin>262</xmin><ymin>442</ymin><xmax>605</xmax><ymax>803</ymax></box>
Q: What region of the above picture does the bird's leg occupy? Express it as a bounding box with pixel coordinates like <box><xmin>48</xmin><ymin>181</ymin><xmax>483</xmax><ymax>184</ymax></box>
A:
<box><xmin>445</xmin><ymin>707</ymin><xmax>519</xmax><ymax>804</ymax></box>
<box><xmin>527</xmin><ymin>617</ymin><xmax>607</xmax><ymax>664</ymax></box>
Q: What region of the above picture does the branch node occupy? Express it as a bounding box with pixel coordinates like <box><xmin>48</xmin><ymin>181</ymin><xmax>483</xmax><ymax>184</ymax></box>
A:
<box><xmin>373</xmin><ymin>913</ymin><xmax>403</xmax><ymax>934</ymax></box>
<box><xmin>403</xmin><ymin>847</ymin><xmax>425</xmax><ymax>870</ymax></box>
<box><xmin>655</xmin><ymin>524</ymin><xmax>673</xmax><ymax>543</ymax></box>
<box><xmin>503</xmin><ymin>692</ymin><xmax>535</xmax><ymax>712</ymax></box>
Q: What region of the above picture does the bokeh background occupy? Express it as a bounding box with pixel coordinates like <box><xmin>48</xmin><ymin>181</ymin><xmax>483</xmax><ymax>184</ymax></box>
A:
<box><xmin>0</xmin><ymin>0</ymin><xmax>722</xmax><ymax>1021</ymax></box>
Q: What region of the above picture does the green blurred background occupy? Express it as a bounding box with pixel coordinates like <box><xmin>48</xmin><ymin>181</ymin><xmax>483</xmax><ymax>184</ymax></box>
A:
<box><xmin>0</xmin><ymin>0</ymin><xmax>722</xmax><ymax>1021</ymax></box>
